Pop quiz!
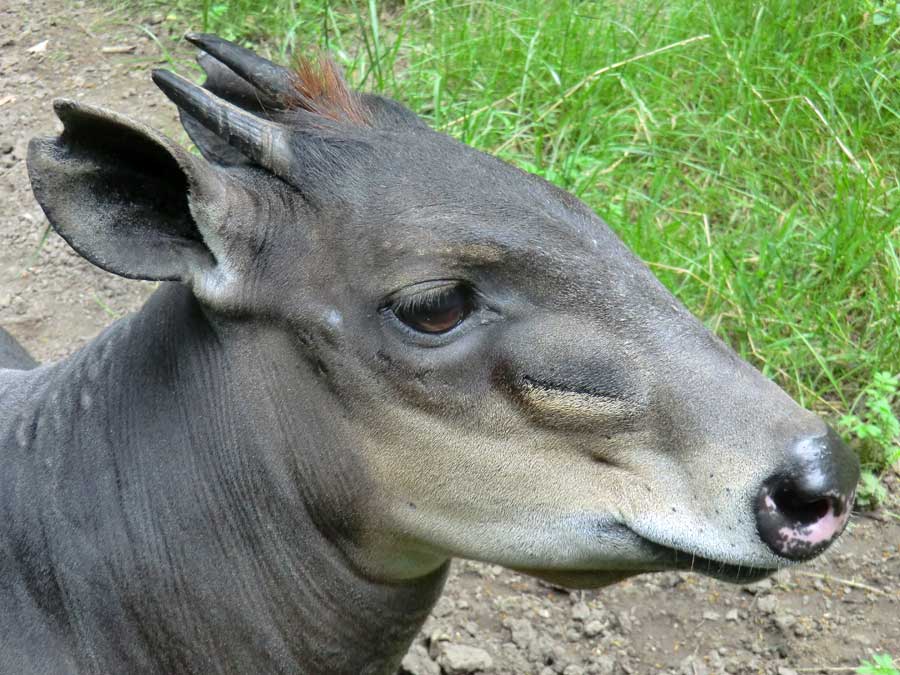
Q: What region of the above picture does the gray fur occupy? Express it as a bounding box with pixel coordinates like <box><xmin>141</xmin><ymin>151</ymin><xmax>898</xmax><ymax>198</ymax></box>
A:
<box><xmin>2</xmin><ymin>36</ymin><xmax>858</xmax><ymax>674</ymax></box>
<box><xmin>0</xmin><ymin>328</ymin><xmax>37</xmax><ymax>370</ymax></box>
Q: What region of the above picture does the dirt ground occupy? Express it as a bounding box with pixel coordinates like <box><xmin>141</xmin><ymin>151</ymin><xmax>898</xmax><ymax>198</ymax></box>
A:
<box><xmin>1</xmin><ymin>2</ymin><xmax>898</xmax><ymax>673</ymax></box>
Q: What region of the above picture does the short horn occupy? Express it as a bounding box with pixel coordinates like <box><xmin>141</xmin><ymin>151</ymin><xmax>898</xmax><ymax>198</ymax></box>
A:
<box><xmin>185</xmin><ymin>33</ymin><xmax>296</xmax><ymax>104</ymax></box>
<box><xmin>152</xmin><ymin>69</ymin><xmax>293</xmax><ymax>177</ymax></box>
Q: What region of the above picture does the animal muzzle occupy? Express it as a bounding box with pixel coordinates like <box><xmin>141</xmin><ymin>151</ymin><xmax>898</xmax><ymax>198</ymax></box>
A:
<box><xmin>755</xmin><ymin>427</ymin><xmax>859</xmax><ymax>561</ymax></box>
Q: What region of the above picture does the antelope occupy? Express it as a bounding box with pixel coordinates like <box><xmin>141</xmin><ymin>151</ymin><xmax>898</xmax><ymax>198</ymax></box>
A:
<box><xmin>0</xmin><ymin>34</ymin><xmax>858</xmax><ymax>674</ymax></box>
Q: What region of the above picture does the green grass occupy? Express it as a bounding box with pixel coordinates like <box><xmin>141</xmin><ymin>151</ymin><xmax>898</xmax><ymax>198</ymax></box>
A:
<box><xmin>130</xmin><ymin>0</ymin><xmax>898</xmax><ymax>419</ymax></box>
<box><xmin>841</xmin><ymin>371</ymin><xmax>900</xmax><ymax>506</ymax></box>
<box><xmin>858</xmin><ymin>653</ymin><xmax>900</xmax><ymax>675</ymax></box>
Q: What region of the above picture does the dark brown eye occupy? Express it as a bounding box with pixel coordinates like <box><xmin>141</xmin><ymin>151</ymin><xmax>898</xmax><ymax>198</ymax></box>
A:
<box><xmin>392</xmin><ymin>284</ymin><xmax>473</xmax><ymax>334</ymax></box>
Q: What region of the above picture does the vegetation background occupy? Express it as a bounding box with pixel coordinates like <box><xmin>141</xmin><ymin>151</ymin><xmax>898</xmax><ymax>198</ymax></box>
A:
<box><xmin>134</xmin><ymin>0</ymin><xmax>900</xmax><ymax>501</ymax></box>
<box><xmin>141</xmin><ymin>0</ymin><xmax>899</xmax><ymax>410</ymax></box>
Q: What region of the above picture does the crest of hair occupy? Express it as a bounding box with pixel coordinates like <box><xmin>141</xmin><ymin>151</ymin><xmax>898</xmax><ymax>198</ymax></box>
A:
<box><xmin>288</xmin><ymin>53</ymin><xmax>371</xmax><ymax>127</ymax></box>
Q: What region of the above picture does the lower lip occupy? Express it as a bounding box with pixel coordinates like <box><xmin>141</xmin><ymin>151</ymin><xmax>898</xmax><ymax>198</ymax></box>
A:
<box><xmin>622</xmin><ymin>529</ymin><xmax>779</xmax><ymax>583</ymax></box>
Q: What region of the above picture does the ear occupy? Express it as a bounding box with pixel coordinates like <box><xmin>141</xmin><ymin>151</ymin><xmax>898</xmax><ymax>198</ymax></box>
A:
<box><xmin>27</xmin><ymin>99</ymin><xmax>226</xmax><ymax>282</ymax></box>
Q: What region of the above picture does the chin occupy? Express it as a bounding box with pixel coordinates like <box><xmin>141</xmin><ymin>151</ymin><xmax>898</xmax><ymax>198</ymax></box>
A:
<box><xmin>515</xmin><ymin>568</ymin><xmax>641</xmax><ymax>590</ymax></box>
<box><xmin>515</xmin><ymin>555</ymin><xmax>777</xmax><ymax>590</ymax></box>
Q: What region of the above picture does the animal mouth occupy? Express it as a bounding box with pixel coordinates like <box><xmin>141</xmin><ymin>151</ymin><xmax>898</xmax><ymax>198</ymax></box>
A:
<box><xmin>519</xmin><ymin>546</ymin><xmax>773</xmax><ymax>590</ymax></box>
<box><xmin>653</xmin><ymin>545</ymin><xmax>776</xmax><ymax>583</ymax></box>
<box><xmin>523</xmin><ymin>519</ymin><xmax>779</xmax><ymax>588</ymax></box>
<box><xmin>631</xmin><ymin>533</ymin><xmax>778</xmax><ymax>583</ymax></box>
<box><xmin>600</xmin><ymin>520</ymin><xmax>779</xmax><ymax>584</ymax></box>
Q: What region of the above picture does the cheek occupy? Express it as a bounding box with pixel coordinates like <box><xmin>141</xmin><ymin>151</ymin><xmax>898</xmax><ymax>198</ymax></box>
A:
<box><xmin>354</xmin><ymin>406</ymin><xmax>625</xmax><ymax>518</ymax></box>
<box><xmin>369</xmin><ymin>343</ymin><xmax>495</xmax><ymax>417</ymax></box>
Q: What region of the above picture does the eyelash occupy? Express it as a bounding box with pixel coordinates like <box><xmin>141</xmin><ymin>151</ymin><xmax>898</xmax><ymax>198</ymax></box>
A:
<box><xmin>390</xmin><ymin>284</ymin><xmax>463</xmax><ymax>317</ymax></box>
<box><xmin>382</xmin><ymin>281</ymin><xmax>479</xmax><ymax>339</ymax></box>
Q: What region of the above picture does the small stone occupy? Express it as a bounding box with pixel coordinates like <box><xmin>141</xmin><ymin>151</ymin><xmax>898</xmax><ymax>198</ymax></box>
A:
<box><xmin>593</xmin><ymin>656</ymin><xmax>617</xmax><ymax>675</ymax></box>
<box><xmin>505</xmin><ymin>618</ymin><xmax>534</xmax><ymax>650</ymax></box>
<box><xmin>571</xmin><ymin>602</ymin><xmax>590</xmax><ymax>621</ymax></box>
<box><xmin>527</xmin><ymin>635</ymin><xmax>556</xmax><ymax>664</ymax></box>
<box><xmin>432</xmin><ymin>596</ymin><xmax>455</xmax><ymax>618</ymax></box>
<box><xmin>777</xmin><ymin>668</ymin><xmax>798</xmax><ymax>675</ymax></box>
<box><xmin>679</xmin><ymin>655</ymin><xmax>709</xmax><ymax>675</ymax></box>
<box><xmin>724</xmin><ymin>609</ymin><xmax>740</xmax><ymax>622</ymax></box>
<box><xmin>756</xmin><ymin>595</ymin><xmax>778</xmax><ymax>614</ymax></box>
<box><xmin>701</xmin><ymin>610</ymin><xmax>720</xmax><ymax>621</ymax></box>
<box><xmin>583</xmin><ymin>620</ymin><xmax>604</xmax><ymax>637</ymax></box>
<box><xmin>743</xmin><ymin>578</ymin><xmax>773</xmax><ymax>594</ymax></box>
<box><xmin>437</xmin><ymin>644</ymin><xmax>494</xmax><ymax>674</ymax></box>
<box><xmin>773</xmin><ymin>613</ymin><xmax>796</xmax><ymax>633</ymax></box>
<box><xmin>548</xmin><ymin>644</ymin><xmax>568</xmax><ymax>670</ymax></box>
<box><xmin>428</xmin><ymin>629</ymin><xmax>452</xmax><ymax>659</ymax></box>
<box><xmin>26</xmin><ymin>40</ymin><xmax>49</xmax><ymax>54</ymax></box>
<box><xmin>400</xmin><ymin>644</ymin><xmax>441</xmax><ymax>675</ymax></box>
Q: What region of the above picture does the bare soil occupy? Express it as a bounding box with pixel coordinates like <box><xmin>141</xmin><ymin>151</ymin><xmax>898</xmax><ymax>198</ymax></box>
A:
<box><xmin>1</xmin><ymin>2</ymin><xmax>897</xmax><ymax>673</ymax></box>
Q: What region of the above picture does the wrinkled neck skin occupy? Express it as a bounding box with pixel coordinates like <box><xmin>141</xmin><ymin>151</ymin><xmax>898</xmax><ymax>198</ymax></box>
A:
<box><xmin>0</xmin><ymin>283</ymin><xmax>447</xmax><ymax>675</ymax></box>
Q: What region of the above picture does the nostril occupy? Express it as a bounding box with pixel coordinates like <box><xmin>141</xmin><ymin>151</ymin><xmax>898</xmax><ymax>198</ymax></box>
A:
<box><xmin>756</xmin><ymin>475</ymin><xmax>853</xmax><ymax>562</ymax></box>
<box><xmin>769</xmin><ymin>483</ymin><xmax>832</xmax><ymax>526</ymax></box>
<box><xmin>755</xmin><ymin>429</ymin><xmax>859</xmax><ymax>562</ymax></box>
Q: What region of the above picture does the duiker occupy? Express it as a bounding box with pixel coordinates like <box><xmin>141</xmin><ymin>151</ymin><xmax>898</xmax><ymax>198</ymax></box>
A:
<box><xmin>0</xmin><ymin>34</ymin><xmax>857</xmax><ymax>674</ymax></box>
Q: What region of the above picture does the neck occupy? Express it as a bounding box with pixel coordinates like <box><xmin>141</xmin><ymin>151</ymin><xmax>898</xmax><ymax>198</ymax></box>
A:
<box><xmin>1</xmin><ymin>283</ymin><xmax>446</xmax><ymax>675</ymax></box>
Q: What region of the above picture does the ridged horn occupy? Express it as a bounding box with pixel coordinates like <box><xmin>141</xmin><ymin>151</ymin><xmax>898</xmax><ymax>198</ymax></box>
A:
<box><xmin>152</xmin><ymin>69</ymin><xmax>293</xmax><ymax>178</ymax></box>
<box><xmin>184</xmin><ymin>33</ymin><xmax>296</xmax><ymax>104</ymax></box>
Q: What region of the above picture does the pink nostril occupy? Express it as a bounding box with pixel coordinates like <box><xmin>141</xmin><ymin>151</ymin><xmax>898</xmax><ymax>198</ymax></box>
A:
<box><xmin>756</xmin><ymin>429</ymin><xmax>859</xmax><ymax>560</ymax></box>
<box><xmin>757</xmin><ymin>480</ymin><xmax>852</xmax><ymax>561</ymax></box>
<box><xmin>769</xmin><ymin>485</ymin><xmax>831</xmax><ymax>526</ymax></box>
<box><xmin>765</xmin><ymin>493</ymin><xmax>848</xmax><ymax>547</ymax></box>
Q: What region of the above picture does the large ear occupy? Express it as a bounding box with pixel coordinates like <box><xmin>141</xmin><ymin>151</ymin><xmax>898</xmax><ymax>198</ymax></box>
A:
<box><xmin>26</xmin><ymin>99</ymin><xmax>224</xmax><ymax>282</ymax></box>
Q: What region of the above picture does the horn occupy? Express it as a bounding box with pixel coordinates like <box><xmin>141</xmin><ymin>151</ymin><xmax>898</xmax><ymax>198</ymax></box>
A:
<box><xmin>196</xmin><ymin>50</ymin><xmax>271</xmax><ymax>107</ymax></box>
<box><xmin>184</xmin><ymin>33</ymin><xmax>296</xmax><ymax>104</ymax></box>
<box><xmin>152</xmin><ymin>69</ymin><xmax>293</xmax><ymax>178</ymax></box>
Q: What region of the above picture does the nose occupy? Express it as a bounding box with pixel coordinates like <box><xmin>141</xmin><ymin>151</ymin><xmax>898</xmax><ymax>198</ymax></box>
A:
<box><xmin>756</xmin><ymin>428</ymin><xmax>859</xmax><ymax>561</ymax></box>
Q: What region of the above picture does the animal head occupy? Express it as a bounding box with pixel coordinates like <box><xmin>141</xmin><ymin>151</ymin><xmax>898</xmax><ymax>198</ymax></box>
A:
<box><xmin>26</xmin><ymin>35</ymin><xmax>858</xmax><ymax>586</ymax></box>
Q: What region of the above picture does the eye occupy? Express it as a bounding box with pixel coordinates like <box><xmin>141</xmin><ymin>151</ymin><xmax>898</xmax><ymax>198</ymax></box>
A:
<box><xmin>389</xmin><ymin>282</ymin><xmax>475</xmax><ymax>334</ymax></box>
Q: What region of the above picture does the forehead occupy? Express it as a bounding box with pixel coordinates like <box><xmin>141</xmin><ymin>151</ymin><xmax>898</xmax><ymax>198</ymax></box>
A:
<box><xmin>347</xmin><ymin>134</ymin><xmax>603</xmax><ymax>251</ymax></box>
<box><xmin>344</xmin><ymin>134</ymin><xmax>635</xmax><ymax>284</ymax></box>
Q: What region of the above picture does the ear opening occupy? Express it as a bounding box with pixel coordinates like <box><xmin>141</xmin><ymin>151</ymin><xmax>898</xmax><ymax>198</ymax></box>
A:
<box><xmin>27</xmin><ymin>99</ymin><xmax>218</xmax><ymax>282</ymax></box>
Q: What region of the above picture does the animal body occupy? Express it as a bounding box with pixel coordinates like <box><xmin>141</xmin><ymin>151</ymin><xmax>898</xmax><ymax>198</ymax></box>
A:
<box><xmin>0</xmin><ymin>34</ymin><xmax>858</xmax><ymax>674</ymax></box>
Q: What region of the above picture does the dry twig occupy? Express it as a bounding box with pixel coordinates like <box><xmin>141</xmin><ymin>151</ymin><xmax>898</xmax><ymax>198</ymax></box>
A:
<box><xmin>794</xmin><ymin>570</ymin><xmax>887</xmax><ymax>596</ymax></box>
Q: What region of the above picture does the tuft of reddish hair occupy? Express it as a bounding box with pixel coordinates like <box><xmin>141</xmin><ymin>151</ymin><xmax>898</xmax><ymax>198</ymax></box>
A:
<box><xmin>287</xmin><ymin>53</ymin><xmax>371</xmax><ymax>126</ymax></box>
